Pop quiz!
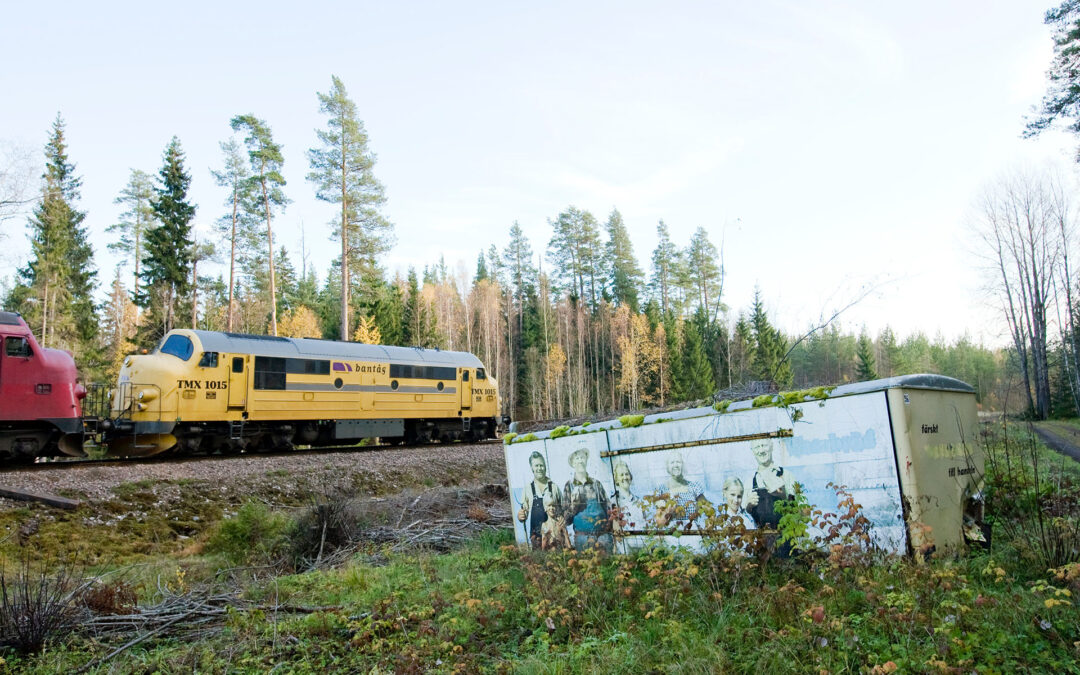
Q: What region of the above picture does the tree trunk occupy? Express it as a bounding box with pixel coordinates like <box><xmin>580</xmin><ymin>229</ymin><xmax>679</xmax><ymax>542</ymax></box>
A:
<box><xmin>340</xmin><ymin>119</ymin><xmax>349</xmax><ymax>341</ymax></box>
<box><xmin>227</xmin><ymin>188</ymin><xmax>238</xmax><ymax>332</ymax></box>
<box><xmin>262</xmin><ymin>175</ymin><xmax>277</xmax><ymax>337</ymax></box>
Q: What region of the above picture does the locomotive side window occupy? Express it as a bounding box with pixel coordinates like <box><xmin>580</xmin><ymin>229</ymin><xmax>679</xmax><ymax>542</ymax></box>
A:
<box><xmin>160</xmin><ymin>335</ymin><xmax>194</xmax><ymax>361</ymax></box>
<box><xmin>232</xmin><ymin>357</ymin><xmax>244</xmax><ymax>373</ymax></box>
<box><xmin>389</xmin><ymin>364</ymin><xmax>456</xmax><ymax>380</ymax></box>
<box><xmin>253</xmin><ymin>356</ymin><xmax>286</xmax><ymax>390</ymax></box>
<box><xmin>198</xmin><ymin>352</ymin><xmax>219</xmax><ymax>368</ymax></box>
<box><xmin>462</xmin><ymin>371</ymin><xmax>469</xmax><ymax>382</ymax></box>
<box><xmin>476</xmin><ymin>368</ymin><xmax>486</xmax><ymax>380</ymax></box>
<box><xmin>4</xmin><ymin>337</ymin><xmax>31</xmax><ymax>358</ymax></box>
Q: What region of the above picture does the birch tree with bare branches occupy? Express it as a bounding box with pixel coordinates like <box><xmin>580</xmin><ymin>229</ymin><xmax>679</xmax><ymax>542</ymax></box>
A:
<box><xmin>977</xmin><ymin>169</ymin><xmax>1067</xmax><ymax>419</ymax></box>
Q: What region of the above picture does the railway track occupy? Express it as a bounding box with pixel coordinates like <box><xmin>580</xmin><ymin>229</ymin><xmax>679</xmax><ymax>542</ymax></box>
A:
<box><xmin>1</xmin><ymin>438</ymin><xmax>503</xmax><ymax>474</ymax></box>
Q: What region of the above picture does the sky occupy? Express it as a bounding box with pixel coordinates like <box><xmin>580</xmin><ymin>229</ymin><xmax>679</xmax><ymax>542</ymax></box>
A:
<box><xmin>0</xmin><ymin>1</ymin><xmax>1073</xmax><ymax>346</ymax></box>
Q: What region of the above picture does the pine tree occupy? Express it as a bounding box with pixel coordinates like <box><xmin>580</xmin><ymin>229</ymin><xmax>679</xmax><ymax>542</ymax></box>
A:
<box><xmin>548</xmin><ymin>206</ymin><xmax>603</xmax><ymax>308</ymax></box>
<box><xmin>140</xmin><ymin>137</ymin><xmax>195</xmax><ymax>344</ymax></box>
<box><xmin>189</xmin><ymin>235</ymin><xmax>217</xmax><ymax>328</ymax></box>
<box><xmin>685</xmin><ymin>226</ymin><xmax>722</xmax><ymax>317</ymax></box>
<box><xmin>1026</xmin><ymin>2</ymin><xmax>1080</xmax><ymax>159</ymax></box>
<box><xmin>650</xmin><ymin>220</ymin><xmax>680</xmax><ymax>315</ymax></box>
<box><xmin>211</xmin><ymin>138</ymin><xmax>257</xmax><ymax>331</ymax></box>
<box><xmin>503</xmin><ymin>222</ymin><xmax>536</xmax><ymax>330</ymax></box>
<box><xmin>9</xmin><ymin>114</ymin><xmax>100</xmax><ymax>369</ymax></box>
<box><xmin>856</xmin><ymin>331</ymin><xmax>878</xmax><ymax>381</ymax></box>
<box><xmin>231</xmin><ymin>114</ymin><xmax>288</xmax><ymax>336</ymax></box>
<box><xmin>606</xmin><ymin>208</ymin><xmax>644</xmax><ymax>311</ymax></box>
<box><xmin>307</xmin><ymin>76</ymin><xmax>392</xmax><ymax>340</ymax></box>
<box><xmin>107</xmin><ymin>169</ymin><xmax>156</xmax><ymax>303</ymax></box>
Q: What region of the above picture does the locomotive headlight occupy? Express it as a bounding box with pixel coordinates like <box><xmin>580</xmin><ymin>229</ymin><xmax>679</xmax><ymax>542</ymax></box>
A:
<box><xmin>137</xmin><ymin>389</ymin><xmax>158</xmax><ymax>402</ymax></box>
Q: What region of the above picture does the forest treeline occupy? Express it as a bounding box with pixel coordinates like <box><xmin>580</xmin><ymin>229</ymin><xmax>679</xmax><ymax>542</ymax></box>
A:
<box><xmin>0</xmin><ymin>80</ymin><xmax>1046</xmax><ymax>421</ymax></box>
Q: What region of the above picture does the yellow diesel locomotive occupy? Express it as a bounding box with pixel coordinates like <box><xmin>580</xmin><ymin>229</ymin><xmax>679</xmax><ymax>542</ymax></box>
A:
<box><xmin>107</xmin><ymin>330</ymin><xmax>504</xmax><ymax>456</ymax></box>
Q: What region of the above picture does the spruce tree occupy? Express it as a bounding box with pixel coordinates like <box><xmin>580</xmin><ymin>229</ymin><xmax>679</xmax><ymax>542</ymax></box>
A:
<box><xmin>307</xmin><ymin>76</ymin><xmax>392</xmax><ymax>340</ymax></box>
<box><xmin>141</xmin><ymin>136</ymin><xmax>195</xmax><ymax>344</ymax></box>
<box><xmin>370</xmin><ymin>278</ymin><xmax>405</xmax><ymax>346</ymax></box>
<box><xmin>856</xmin><ymin>331</ymin><xmax>878</xmax><ymax>381</ymax></box>
<box><xmin>232</xmin><ymin>114</ymin><xmax>288</xmax><ymax>336</ymax></box>
<box><xmin>606</xmin><ymin>208</ymin><xmax>644</xmax><ymax>311</ymax></box>
<box><xmin>402</xmin><ymin>268</ymin><xmax>422</xmax><ymax>346</ymax></box>
<box><xmin>749</xmin><ymin>289</ymin><xmax>793</xmax><ymax>388</ymax></box>
<box><xmin>475</xmin><ymin>251</ymin><xmax>489</xmax><ymax>282</ymax></box>
<box><xmin>680</xmin><ymin>318</ymin><xmax>716</xmax><ymax>400</ymax></box>
<box><xmin>8</xmin><ymin>114</ymin><xmax>100</xmax><ymax>370</ymax></box>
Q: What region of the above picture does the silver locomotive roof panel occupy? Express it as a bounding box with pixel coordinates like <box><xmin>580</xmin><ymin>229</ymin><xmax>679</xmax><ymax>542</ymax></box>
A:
<box><xmin>188</xmin><ymin>330</ymin><xmax>484</xmax><ymax>368</ymax></box>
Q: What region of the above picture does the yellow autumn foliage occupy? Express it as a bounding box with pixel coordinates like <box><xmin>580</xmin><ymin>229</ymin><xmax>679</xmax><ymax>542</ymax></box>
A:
<box><xmin>353</xmin><ymin>315</ymin><xmax>382</xmax><ymax>344</ymax></box>
<box><xmin>278</xmin><ymin>306</ymin><xmax>321</xmax><ymax>338</ymax></box>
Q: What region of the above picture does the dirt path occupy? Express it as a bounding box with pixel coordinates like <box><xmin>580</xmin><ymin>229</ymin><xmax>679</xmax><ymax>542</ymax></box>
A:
<box><xmin>1033</xmin><ymin>421</ymin><xmax>1080</xmax><ymax>464</ymax></box>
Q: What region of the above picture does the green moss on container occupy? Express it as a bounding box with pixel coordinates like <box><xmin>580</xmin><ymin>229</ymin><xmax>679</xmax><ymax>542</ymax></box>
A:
<box><xmin>713</xmin><ymin>399</ymin><xmax>733</xmax><ymax>413</ymax></box>
<box><xmin>502</xmin><ymin>432</ymin><xmax>518</xmax><ymax>444</ymax></box>
<box><xmin>752</xmin><ymin>394</ymin><xmax>776</xmax><ymax>408</ymax></box>
<box><xmin>550</xmin><ymin>425</ymin><xmax>571</xmax><ymax>439</ymax></box>
<box><xmin>517</xmin><ymin>433</ymin><xmax>538</xmax><ymax>443</ymax></box>
<box><xmin>618</xmin><ymin>414</ymin><xmax>645</xmax><ymax>428</ymax></box>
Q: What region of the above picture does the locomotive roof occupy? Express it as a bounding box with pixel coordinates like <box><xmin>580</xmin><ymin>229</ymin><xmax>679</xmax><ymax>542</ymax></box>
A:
<box><xmin>0</xmin><ymin>311</ymin><xmax>24</xmax><ymax>326</ymax></box>
<box><xmin>187</xmin><ymin>330</ymin><xmax>484</xmax><ymax>368</ymax></box>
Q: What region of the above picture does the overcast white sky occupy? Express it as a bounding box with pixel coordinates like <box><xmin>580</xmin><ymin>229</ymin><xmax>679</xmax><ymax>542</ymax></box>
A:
<box><xmin>0</xmin><ymin>1</ymin><xmax>1073</xmax><ymax>345</ymax></box>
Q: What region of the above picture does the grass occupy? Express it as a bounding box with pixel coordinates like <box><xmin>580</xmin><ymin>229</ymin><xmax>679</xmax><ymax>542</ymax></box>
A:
<box><xmin>0</xmin><ymin>421</ymin><xmax>1078</xmax><ymax>673</ymax></box>
<box><xmin>8</xmin><ymin>529</ymin><xmax>1079</xmax><ymax>673</ymax></box>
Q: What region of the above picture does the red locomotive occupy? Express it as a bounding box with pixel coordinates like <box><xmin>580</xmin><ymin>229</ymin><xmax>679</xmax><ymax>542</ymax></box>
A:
<box><xmin>0</xmin><ymin>311</ymin><xmax>86</xmax><ymax>460</ymax></box>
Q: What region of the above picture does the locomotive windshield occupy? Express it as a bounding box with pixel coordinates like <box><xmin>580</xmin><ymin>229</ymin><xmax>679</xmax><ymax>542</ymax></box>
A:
<box><xmin>159</xmin><ymin>335</ymin><xmax>194</xmax><ymax>361</ymax></box>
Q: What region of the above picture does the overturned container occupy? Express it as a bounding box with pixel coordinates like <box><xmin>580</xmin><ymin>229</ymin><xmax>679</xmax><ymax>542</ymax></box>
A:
<box><xmin>504</xmin><ymin>374</ymin><xmax>984</xmax><ymax>558</ymax></box>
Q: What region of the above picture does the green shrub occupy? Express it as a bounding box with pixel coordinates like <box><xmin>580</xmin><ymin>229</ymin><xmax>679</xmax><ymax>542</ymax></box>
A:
<box><xmin>618</xmin><ymin>415</ymin><xmax>645</xmax><ymax>428</ymax></box>
<box><xmin>713</xmin><ymin>399</ymin><xmax>732</xmax><ymax>413</ymax></box>
<box><xmin>206</xmin><ymin>501</ymin><xmax>290</xmax><ymax>567</ymax></box>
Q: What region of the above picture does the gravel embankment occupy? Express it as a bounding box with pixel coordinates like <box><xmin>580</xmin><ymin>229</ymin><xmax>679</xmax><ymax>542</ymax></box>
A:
<box><xmin>0</xmin><ymin>442</ymin><xmax>508</xmax><ymax>505</ymax></box>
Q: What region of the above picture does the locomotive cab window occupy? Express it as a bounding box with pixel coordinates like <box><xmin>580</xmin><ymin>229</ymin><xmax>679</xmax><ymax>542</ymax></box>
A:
<box><xmin>4</xmin><ymin>337</ymin><xmax>31</xmax><ymax>358</ymax></box>
<box><xmin>462</xmin><ymin>371</ymin><xmax>469</xmax><ymax>382</ymax></box>
<box><xmin>476</xmin><ymin>368</ymin><xmax>486</xmax><ymax>380</ymax></box>
<box><xmin>232</xmin><ymin>357</ymin><xmax>244</xmax><ymax>373</ymax></box>
<box><xmin>198</xmin><ymin>352</ymin><xmax>219</xmax><ymax>368</ymax></box>
<box><xmin>159</xmin><ymin>335</ymin><xmax>194</xmax><ymax>361</ymax></box>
